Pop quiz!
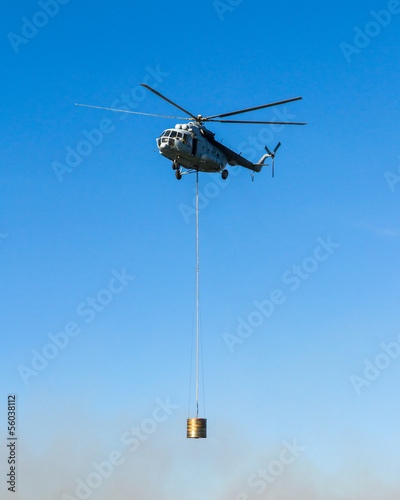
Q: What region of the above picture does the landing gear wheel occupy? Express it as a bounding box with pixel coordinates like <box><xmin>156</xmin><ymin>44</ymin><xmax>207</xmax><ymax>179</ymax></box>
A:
<box><xmin>222</xmin><ymin>169</ymin><xmax>229</xmax><ymax>180</ymax></box>
<box><xmin>175</xmin><ymin>170</ymin><xmax>182</xmax><ymax>180</ymax></box>
<box><xmin>172</xmin><ymin>160</ymin><xmax>178</xmax><ymax>170</ymax></box>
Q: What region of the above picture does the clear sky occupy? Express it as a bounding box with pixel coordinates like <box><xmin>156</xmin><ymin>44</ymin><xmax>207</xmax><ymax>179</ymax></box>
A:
<box><xmin>1</xmin><ymin>1</ymin><xmax>400</xmax><ymax>499</ymax></box>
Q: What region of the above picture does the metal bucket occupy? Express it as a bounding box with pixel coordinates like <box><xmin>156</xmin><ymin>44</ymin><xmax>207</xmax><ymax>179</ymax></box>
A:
<box><xmin>187</xmin><ymin>418</ymin><xmax>207</xmax><ymax>439</ymax></box>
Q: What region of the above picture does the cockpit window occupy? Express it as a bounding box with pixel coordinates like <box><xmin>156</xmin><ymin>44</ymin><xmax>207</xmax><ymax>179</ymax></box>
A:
<box><xmin>170</xmin><ymin>131</ymin><xmax>177</xmax><ymax>138</ymax></box>
<box><xmin>183</xmin><ymin>133</ymin><xmax>192</xmax><ymax>146</ymax></box>
<box><xmin>176</xmin><ymin>132</ymin><xmax>183</xmax><ymax>138</ymax></box>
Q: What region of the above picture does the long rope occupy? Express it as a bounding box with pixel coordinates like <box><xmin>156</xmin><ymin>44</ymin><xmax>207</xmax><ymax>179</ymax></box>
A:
<box><xmin>196</xmin><ymin>169</ymin><xmax>199</xmax><ymax>418</ymax></box>
<box><xmin>199</xmin><ymin>302</ymin><xmax>206</xmax><ymax>417</ymax></box>
<box><xmin>187</xmin><ymin>294</ymin><xmax>196</xmax><ymax>417</ymax></box>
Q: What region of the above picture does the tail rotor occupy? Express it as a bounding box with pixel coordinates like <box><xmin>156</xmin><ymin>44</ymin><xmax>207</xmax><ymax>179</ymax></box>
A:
<box><xmin>265</xmin><ymin>142</ymin><xmax>281</xmax><ymax>178</ymax></box>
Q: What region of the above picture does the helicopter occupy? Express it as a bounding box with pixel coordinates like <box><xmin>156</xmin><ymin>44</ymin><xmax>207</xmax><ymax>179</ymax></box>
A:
<box><xmin>76</xmin><ymin>84</ymin><xmax>306</xmax><ymax>180</ymax></box>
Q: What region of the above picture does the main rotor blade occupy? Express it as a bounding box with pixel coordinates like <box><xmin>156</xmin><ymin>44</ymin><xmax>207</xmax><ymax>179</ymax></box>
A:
<box><xmin>75</xmin><ymin>103</ymin><xmax>190</xmax><ymax>120</ymax></box>
<box><xmin>204</xmin><ymin>97</ymin><xmax>303</xmax><ymax>120</ymax></box>
<box><xmin>140</xmin><ymin>84</ymin><xmax>198</xmax><ymax>121</ymax></box>
<box><xmin>207</xmin><ymin>119</ymin><xmax>307</xmax><ymax>125</ymax></box>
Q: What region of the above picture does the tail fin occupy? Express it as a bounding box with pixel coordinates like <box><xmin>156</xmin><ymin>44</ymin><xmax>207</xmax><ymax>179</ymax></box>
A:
<box><xmin>264</xmin><ymin>142</ymin><xmax>281</xmax><ymax>177</ymax></box>
<box><xmin>251</xmin><ymin>142</ymin><xmax>281</xmax><ymax>176</ymax></box>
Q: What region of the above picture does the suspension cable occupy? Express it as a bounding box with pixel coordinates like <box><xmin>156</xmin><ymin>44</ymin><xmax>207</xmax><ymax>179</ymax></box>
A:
<box><xmin>196</xmin><ymin>169</ymin><xmax>199</xmax><ymax>418</ymax></box>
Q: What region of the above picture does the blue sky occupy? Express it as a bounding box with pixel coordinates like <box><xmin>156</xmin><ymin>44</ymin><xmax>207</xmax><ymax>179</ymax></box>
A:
<box><xmin>1</xmin><ymin>1</ymin><xmax>400</xmax><ymax>499</ymax></box>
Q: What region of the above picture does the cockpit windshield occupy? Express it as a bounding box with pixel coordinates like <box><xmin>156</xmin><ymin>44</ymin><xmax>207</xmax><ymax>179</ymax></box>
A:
<box><xmin>158</xmin><ymin>130</ymin><xmax>192</xmax><ymax>147</ymax></box>
<box><xmin>160</xmin><ymin>130</ymin><xmax>185</xmax><ymax>139</ymax></box>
